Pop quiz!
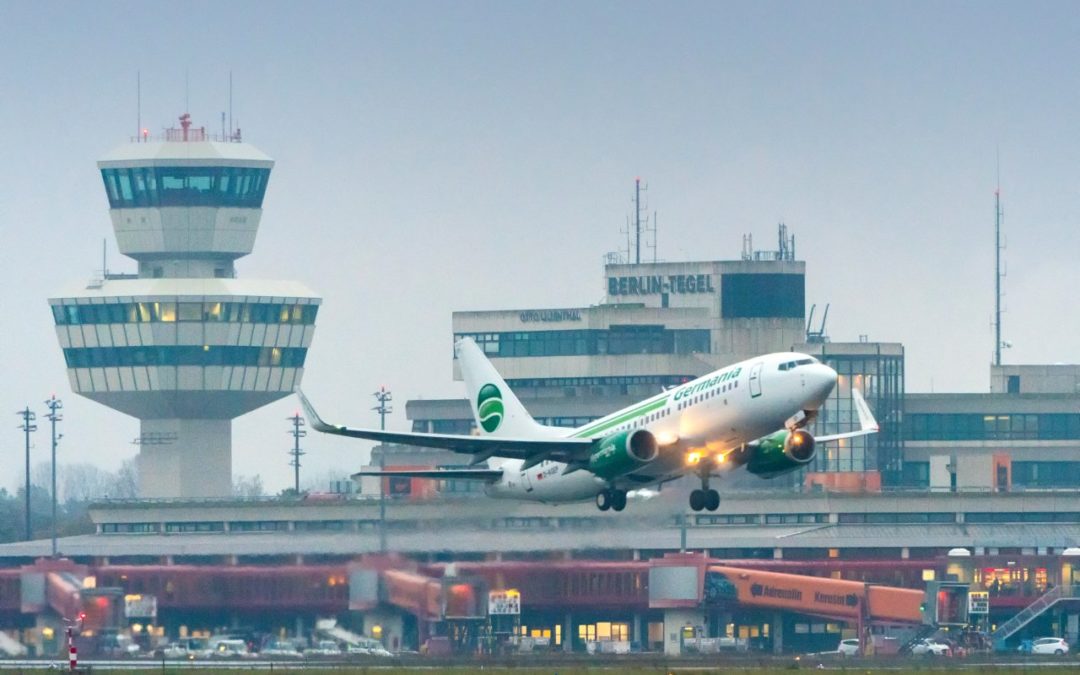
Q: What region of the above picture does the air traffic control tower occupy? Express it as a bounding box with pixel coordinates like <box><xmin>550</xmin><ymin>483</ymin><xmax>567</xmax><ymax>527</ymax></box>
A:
<box><xmin>48</xmin><ymin>115</ymin><xmax>320</xmax><ymax>498</ymax></box>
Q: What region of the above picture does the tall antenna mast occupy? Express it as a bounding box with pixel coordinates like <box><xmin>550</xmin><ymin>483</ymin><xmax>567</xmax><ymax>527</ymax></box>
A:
<box><xmin>994</xmin><ymin>182</ymin><xmax>1005</xmax><ymax>367</ymax></box>
<box><xmin>229</xmin><ymin>71</ymin><xmax>233</xmax><ymax>139</ymax></box>
<box><xmin>136</xmin><ymin>71</ymin><xmax>141</xmax><ymax>141</ymax></box>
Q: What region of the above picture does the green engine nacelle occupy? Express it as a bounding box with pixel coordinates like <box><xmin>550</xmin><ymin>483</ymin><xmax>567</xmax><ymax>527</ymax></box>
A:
<box><xmin>588</xmin><ymin>429</ymin><xmax>659</xmax><ymax>480</ymax></box>
<box><xmin>745</xmin><ymin>429</ymin><xmax>816</xmax><ymax>478</ymax></box>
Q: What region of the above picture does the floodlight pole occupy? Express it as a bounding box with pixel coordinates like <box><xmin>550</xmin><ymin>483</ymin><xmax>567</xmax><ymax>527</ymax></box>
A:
<box><xmin>287</xmin><ymin>413</ymin><xmax>307</xmax><ymax>494</ymax></box>
<box><xmin>372</xmin><ymin>387</ymin><xmax>393</xmax><ymax>553</ymax></box>
<box><xmin>17</xmin><ymin>407</ymin><xmax>37</xmax><ymax>541</ymax></box>
<box><xmin>44</xmin><ymin>396</ymin><xmax>63</xmax><ymax>558</ymax></box>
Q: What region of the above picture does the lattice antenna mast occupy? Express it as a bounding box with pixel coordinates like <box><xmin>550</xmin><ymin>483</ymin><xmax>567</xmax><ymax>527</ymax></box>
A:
<box><xmin>288</xmin><ymin>413</ymin><xmax>307</xmax><ymax>494</ymax></box>
<box><xmin>993</xmin><ymin>185</ymin><xmax>1007</xmax><ymax>367</ymax></box>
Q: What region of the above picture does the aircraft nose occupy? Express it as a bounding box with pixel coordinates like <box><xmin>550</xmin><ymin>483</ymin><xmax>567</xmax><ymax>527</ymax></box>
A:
<box><xmin>809</xmin><ymin>364</ymin><xmax>837</xmax><ymax>403</ymax></box>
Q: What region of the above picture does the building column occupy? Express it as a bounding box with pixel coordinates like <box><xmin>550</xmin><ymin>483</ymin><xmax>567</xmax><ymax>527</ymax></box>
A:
<box><xmin>563</xmin><ymin>612</ymin><xmax>573</xmax><ymax>653</ymax></box>
<box><xmin>772</xmin><ymin>611</ymin><xmax>784</xmax><ymax>654</ymax></box>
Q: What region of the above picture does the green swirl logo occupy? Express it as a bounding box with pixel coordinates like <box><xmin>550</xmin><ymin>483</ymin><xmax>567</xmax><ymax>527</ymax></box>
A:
<box><xmin>477</xmin><ymin>383</ymin><xmax>504</xmax><ymax>433</ymax></box>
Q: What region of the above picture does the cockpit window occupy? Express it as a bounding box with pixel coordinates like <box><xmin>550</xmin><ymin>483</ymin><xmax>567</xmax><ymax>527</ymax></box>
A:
<box><xmin>780</xmin><ymin>358</ymin><xmax>817</xmax><ymax>371</ymax></box>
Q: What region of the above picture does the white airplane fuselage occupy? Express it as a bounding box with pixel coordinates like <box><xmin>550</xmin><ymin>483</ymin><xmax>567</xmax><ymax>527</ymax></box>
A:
<box><xmin>483</xmin><ymin>351</ymin><xmax>836</xmax><ymax>503</ymax></box>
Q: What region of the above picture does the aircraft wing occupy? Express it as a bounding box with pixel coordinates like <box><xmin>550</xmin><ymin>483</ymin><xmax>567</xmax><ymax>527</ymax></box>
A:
<box><xmin>351</xmin><ymin>468</ymin><xmax>503</xmax><ymax>482</ymax></box>
<box><xmin>297</xmin><ymin>390</ymin><xmax>594</xmax><ymax>463</ymax></box>
<box><xmin>815</xmin><ymin>389</ymin><xmax>880</xmax><ymax>443</ymax></box>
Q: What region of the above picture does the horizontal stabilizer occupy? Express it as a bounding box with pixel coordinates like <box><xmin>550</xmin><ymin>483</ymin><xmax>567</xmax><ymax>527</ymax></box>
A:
<box><xmin>350</xmin><ymin>469</ymin><xmax>503</xmax><ymax>482</ymax></box>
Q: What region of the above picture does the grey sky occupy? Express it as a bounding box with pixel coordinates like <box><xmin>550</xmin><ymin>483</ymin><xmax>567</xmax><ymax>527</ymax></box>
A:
<box><xmin>1</xmin><ymin>1</ymin><xmax>1077</xmax><ymax>493</ymax></box>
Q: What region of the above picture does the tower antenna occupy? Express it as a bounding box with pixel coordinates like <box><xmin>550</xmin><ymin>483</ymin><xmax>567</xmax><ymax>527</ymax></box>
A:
<box><xmin>229</xmin><ymin>71</ymin><xmax>233</xmax><ymax>140</ymax></box>
<box><xmin>635</xmin><ymin>178</ymin><xmax>641</xmax><ymax>264</ymax></box>
<box><xmin>136</xmin><ymin>71</ymin><xmax>141</xmax><ymax>141</ymax></box>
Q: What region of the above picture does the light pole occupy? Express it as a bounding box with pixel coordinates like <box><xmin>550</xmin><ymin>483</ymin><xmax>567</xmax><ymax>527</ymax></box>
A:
<box><xmin>372</xmin><ymin>387</ymin><xmax>392</xmax><ymax>553</ymax></box>
<box><xmin>17</xmin><ymin>407</ymin><xmax>37</xmax><ymax>541</ymax></box>
<box><xmin>287</xmin><ymin>413</ymin><xmax>306</xmax><ymax>495</ymax></box>
<box><xmin>44</xmin><ymin>395</ymin><xmax>63</xmax><ymax>558</ymax></box>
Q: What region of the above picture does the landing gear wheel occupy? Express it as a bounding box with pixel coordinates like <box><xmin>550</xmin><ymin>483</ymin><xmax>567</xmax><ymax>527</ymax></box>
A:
<box><xmin>611</xmin><ymin>489</ymin><xmax>627</xmax><ymax>512</ymax></box>
<box><xmin>704</xmin><ymin>489</ymin><xmax>720</xmax><ymax>511</ymax></box>
<box><xmin>689</xmin><ymin>489</ymin><xmax>706</xmax><ymax>511</ymax></box>
<box><xmin>596</xmin><ymin>490</ymin><xmax>611</xmax><ymax>511</ymax></box>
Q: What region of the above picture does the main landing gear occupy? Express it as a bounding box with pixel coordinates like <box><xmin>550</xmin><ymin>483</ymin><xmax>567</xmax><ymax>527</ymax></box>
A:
<box><xmin>689</xmin><ymin>461</ymin><xmax>721</xmax><ymax>512</ymax></box>
<box><xmin>596</xmin><ymin>488</ymin><xmax>628</xmax><ymax>512</ymax></box>
<box><xmin>689</xmin><ymin>487</ymin><xmax>720</xmax><ymax>511</ymax></box>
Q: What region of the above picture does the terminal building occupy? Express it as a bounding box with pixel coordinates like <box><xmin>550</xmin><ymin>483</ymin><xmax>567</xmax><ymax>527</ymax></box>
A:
<box><xmin>47</xmin><ymin>116</ymin><xmax>320</xmax><ymax>498</ymax></box>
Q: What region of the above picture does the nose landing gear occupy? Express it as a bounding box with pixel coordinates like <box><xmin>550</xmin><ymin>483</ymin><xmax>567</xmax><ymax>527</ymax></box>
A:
<box><xmin>596</xmin><ymin>488</ymin><xmax>628</xmax><ymax>512</ymax></box>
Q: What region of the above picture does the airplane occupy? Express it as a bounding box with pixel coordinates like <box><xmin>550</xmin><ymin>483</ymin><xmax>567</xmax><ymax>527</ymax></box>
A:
<box><xmin>297</xmin><ymin>337</ymin><xmax>879</xmax><ymax>512</ymax></box>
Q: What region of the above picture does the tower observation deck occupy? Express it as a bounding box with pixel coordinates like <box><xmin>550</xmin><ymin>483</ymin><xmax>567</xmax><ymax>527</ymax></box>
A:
<box><xmin>48</xmin><ymin>115</ymin><xmax>321</xmax><ymax>498</ymax></box>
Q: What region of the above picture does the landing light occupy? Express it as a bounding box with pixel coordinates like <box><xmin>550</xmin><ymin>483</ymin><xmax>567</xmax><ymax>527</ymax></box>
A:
<box><xmin>715</xmin><ymin>454</ymin><xmax>728</xmax><ymax>464</ymax></box>
<box><xmin>686</xmin><ymin>451</ymin><xmax>703</xmax><ymax>465</ymax></box>
<box><xmin>656</xmin><ymin>431</ymin><xmax>679</xmax><ymax>446</ymax></box>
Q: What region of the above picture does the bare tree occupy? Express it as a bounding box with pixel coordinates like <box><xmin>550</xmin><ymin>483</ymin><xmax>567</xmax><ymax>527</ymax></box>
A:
<box><xmin>232</xmin><ymin>474</ymin><xmax>265</xmax><ymax>498</ymax></box>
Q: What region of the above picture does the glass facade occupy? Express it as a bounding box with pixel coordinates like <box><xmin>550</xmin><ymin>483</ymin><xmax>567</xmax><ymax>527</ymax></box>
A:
<box><xmin>1011</xmin><ymin>462</ymin><xmax>1080</xmax><ymax>488</ymax></box>
<box><xmin>455</xmin><ymin>327</ymin><xmax>710</xmax><ymax>358</ymax></box>
<box><xmin>52</xmin><ymin>301</ymin><xmax>317</xmax><ymax>326</ymax></box>
<box><xmin>904</xmin><ymin>413</ymin><xmax>1080</xmax><ymax>441</ymax></box>
<box><xmin>63</xmin><ymin>346</ymin><xmax>307</xmax><ymax>368</ymax></box>
<box><xmin>809</xmin><ymin>352</ymin><xmax>905</xmax><ymax>483</ymax></box>
<box><xmin>100</xmin><ymin>166</ymin><xmax>270</xmax><ymax>209</ymax></box>
<box><xmin>720</xmin><ymin>273</ymin><xmax>804</xmax><ymax>319</ymax></box>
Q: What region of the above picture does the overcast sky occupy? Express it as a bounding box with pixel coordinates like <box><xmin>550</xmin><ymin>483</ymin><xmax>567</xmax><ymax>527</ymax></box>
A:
<box><xmin>1</xmin><ymin>1</ymin><xmax>1077</xmax><ymax>494</ymax></box>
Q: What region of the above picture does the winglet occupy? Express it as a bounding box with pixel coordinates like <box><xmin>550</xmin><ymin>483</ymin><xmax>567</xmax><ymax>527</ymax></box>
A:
<box><xmin>852</xmin><ymin>389</ymin><xmax>879</xmax><ymax>433</ymax></box>
<box><xmin>295</xmin><ymin>389</ymin><xmax>338</xmax><ymax>433</ymax></box>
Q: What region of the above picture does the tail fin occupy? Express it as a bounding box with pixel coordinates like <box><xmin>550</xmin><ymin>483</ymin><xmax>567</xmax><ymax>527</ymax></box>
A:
<box><xmin>456</xmin><ymin>338</ymin><xmax>559</xmax><ymax>438</ymax></box>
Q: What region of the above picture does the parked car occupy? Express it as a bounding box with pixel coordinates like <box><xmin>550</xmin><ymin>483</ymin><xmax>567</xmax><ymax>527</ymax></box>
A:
<box><xmin>837</xmin><ymin>639</ymin><xmax>860</xmax><ymax>656</ymax></box>
<box><xmin>159</xmin><ymin>637</ymin><xmax>205</xmax><ymax>659</ymax></box>
<box><xmin>911</xmin><ymin>639</ymin><xmax>951</xmax><ymax>656</ymax></box>
<box><xmin>260</xmin><ymin>640</ymin><xmax>303</xmax><ymax>658</ymax></box>
<box><xmin>207</xmin><ymin>638</ymin><xmax>256</xmax><ymax>659</ymax></box>
<box><xmin>1026</xmin><ymin>637</ymin><xmax>1069</xmax><ymax>655</ymax></box>
<box><xmin>99</xmin><ymin>633</ymin><xmax>141</xmax><ymax>657</ymax></box>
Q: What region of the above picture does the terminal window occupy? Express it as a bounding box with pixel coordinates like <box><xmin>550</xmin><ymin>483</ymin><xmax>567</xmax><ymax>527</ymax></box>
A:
<box><xmin>721</xmin><ymin>274</ymin><xmax>804</xmax><ymax>319</ymax></box>
<box><xmin>455</xmin><ymin>328</ymin><xmax>710</xmax><ymax>358</ymax></box>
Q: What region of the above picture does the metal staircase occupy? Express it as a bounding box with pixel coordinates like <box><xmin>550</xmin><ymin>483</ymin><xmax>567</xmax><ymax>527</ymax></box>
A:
<box><xmin>991</xmin><ymin>585</ymin><xmax>1077</xmax><ymax>646</ymax></box>
<box><xmin>897</xmin><ymin>624</ymin><xmax>937</xmax><ymax>655</ymax></box>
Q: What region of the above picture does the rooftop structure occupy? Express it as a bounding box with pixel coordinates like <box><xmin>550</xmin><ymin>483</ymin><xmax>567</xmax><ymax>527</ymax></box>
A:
<box><xmin>48</xmin><ymin>116</ymin><xmax>320</xmax><ymax>498</ymax></box>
